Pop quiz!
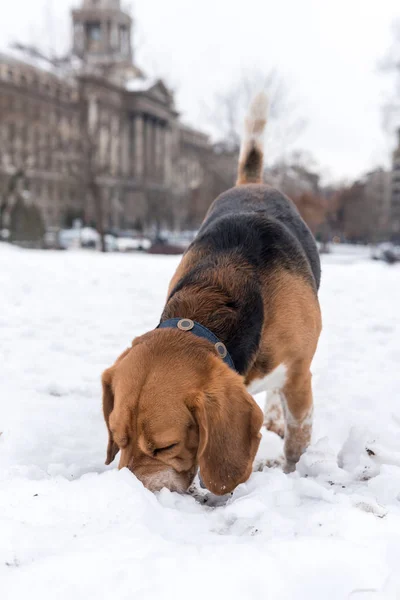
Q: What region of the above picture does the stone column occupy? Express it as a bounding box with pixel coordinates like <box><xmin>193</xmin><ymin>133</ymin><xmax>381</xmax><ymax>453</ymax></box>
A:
<box><xmin>158</xmin><ymin>125</ymin><xmax>164</xmax><ymax>184</ymax></box>
<box><xmin>110</xmin><ymin>114</ymin><xmax>119</xmax><ymax>176</ymax></box>
<box><xmin>110</xmin><ymin>22</ymin><xmax>118</xmax><ymax>50</ymax></box>
<box><xmin>154</xmin><ymin>122</ymin><xmax>160</xmax><ymax>182</ymax></box>
<box><xmin>120</xmin><ymin>117</ymin><xmax>130</xmax><ymax>176</ymax></box>
<box><xmin>164</xmin><ymin>125</ymin><xmax>174</xmax><ymax>187</ymax></box>
<box><xmin>158</xmin><ymin>124</ymin><xmax>165</xmax><ymax>183</ymax></box>
<box><xmin>128</xmin><ymin>28</ymin><xmax>133</xmax><ymax>60</ymax></box>
<box><xmin>134</xmin><ymin>114</ymin><xmax>144</xmax><ymax>182</ymax></box>
<box><xmin>101</xmin><ymin>20</ymin><xmax>108</xmax><ymax>54</ymax></box>
<box><xmin>145</xmin><ymin>118</ymin><xmax>153</xmax><ymax>182</ymax></box>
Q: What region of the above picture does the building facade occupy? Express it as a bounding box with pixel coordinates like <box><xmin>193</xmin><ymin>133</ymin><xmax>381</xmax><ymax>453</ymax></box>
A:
<box><xmin>0</xmin><ymin>0</ymin><xmax>234</xmax><ymax>234</ymax></box>
<box><xmin>390</xmin><ymin>128</ymin><xmax>400</xmax><ymax>241</ymax></box>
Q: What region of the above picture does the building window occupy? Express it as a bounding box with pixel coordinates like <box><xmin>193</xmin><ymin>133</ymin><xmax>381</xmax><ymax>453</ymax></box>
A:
<box><xmin>87</xmin><ymin>22</ymin><xmax>101</xmax><ymax>41</ymax></box>
<box><xmin>14</xmin><ymin>96</ymin><xmax>22</xmax><ymax>111</ymax></box>
<box><xmin>90</xmin><ymin>25</ymin><xmax>101</xmax><ymax>41</ymax></box>
<box><xmin>8</xmin><ymin>123</ymin><xmax>15</xmax><ymax>144</ymax></box>
<box><xmin>119</xmin><ymin>25</ymin><xmax>129</xmax><ymax>54</ymax></box>
<box><xmin>46</xmin><ymin>133</ymin><xmax>52</xmax><ymax>169</ymax></box>
<box><xmin>21</xmin><ymin>125</ymin><xmax>27</xmax><ymax>145</ymax></box>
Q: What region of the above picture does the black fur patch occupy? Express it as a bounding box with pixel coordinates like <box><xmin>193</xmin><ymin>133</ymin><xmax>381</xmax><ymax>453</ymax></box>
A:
<box><xmin>201</xmin><ymin>184</ymin><xmax>321</xmax><ymax>289</ymax></box>
<box><xmin>242</xmin><ymin>147</ymin><xmax>262</xmax><ymax>182</ymax></box>
<box><xmin>163</xmin><ymin>184</ymin><xmax>320</xmax><ymax>375</ymax></box>
<box><xmin>164</xmin><ymin>261</ymin><xmax>264</xmax><ymax>374</ymax></box>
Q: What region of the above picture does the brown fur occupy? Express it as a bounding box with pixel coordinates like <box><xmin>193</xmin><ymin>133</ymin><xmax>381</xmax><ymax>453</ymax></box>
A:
<box><xmin>237</xmin><ymin>146</ymin><xmax>265</xmax><ymax>185</ymax></box>
<box><xmin>102</xmin><ymin>330</ymin><xmax>263</xmax><ymax>495</ymax></box>
<box><xmin>245</xmin><ymin>268</ymin><xmax>321</xmax><ymax>469</ymax></box>
<box><xmin>245</xmin><ymin>269</ymin><xmax>321</xmax><ymax>385</ymax></box>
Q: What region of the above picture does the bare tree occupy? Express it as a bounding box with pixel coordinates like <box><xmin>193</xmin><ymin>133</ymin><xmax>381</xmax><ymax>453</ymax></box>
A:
<box><xmin>0</xmin><ymin>91</ymin><xmax>46</xmax><ymax>237</ymax></box>
<box><xmin>265</xmin><ymin>151</ymin><xmax>338</xmax><ymax>249</ymax></box>
<box><xmin>205</xmin><ymin>69</ymin><xmax>306</xmax><ymax>161</ymax></box>
<box><xmin>0</xmin><ymin>163</ymin><xmax>25</xmax><ymax>233</ymax></box>
<box><xmin>70</xmin><ymin>86</ymin><xmax>114</xmax><ymax>253</ymax></box>
<box><xmin>381</xmin><ymin>21</ymin><xmax>400</xmax><ymax>135</ymax></box>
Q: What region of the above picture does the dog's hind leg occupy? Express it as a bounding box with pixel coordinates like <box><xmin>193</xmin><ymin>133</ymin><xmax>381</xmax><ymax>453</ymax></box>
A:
<box><xmin>263</xmin><ymin>389</ymin><xmax>285</xmax><ymax>439</ymax></box>
<box><xmin>281</xmin><ymin>361</ymin><xmax>313</xmax><ymax>473</ymax></box>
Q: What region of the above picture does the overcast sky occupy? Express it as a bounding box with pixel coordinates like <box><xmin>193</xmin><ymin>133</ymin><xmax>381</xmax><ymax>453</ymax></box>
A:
<box><xmin>1</xmin><ymin>0</ymin><xmax>399</xmax><ymax>182</ymax></box>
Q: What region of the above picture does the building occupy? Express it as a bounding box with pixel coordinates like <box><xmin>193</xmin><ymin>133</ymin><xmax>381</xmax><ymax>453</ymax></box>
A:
<box><xmin>390</xmin><ymin>127</ymin><xmax>400</xmax><ymax>241</ymax></box>
<box><xmin>0</xmin><ymin>0</ymin><xmax>234</xmax><ymax>234</ymax></box>
<box><xmin>364</xmin><ymin>168</ymin><xmax>391</xmax><ymax>238</ymax></box>
<box><xmin>338</xmin><ymin>168</ymin><xmax>391</xmax><ymax>243</ymax></box>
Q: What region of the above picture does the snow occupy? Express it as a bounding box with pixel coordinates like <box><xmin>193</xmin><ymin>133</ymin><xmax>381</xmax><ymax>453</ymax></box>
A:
<box><xmin>125</xmin><ymin>76</ymin><xmax>157</xmax><ymax>92</ymax></box>
<box><xmin>1</xmin><ymin>245</ymin><xmax>400</xmax><ymax>599</ymax></box>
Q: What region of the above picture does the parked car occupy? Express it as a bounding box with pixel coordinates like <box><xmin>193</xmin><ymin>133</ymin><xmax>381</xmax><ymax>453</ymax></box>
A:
<box><xmin>1</xmin><ymin>228</ymin><xmax>10</xmax><ymax>241</ymax></box>
<box><xmin>371</xmin><ymin>242</ymin><xmax>400</xmax><ymax>264</ymax></box>
<box><xmin>58</xmin><ymin>227</ymin><xmax>117</xmax><ymax>252</ymax></box>
<box><xmin>116</xmin><ymin>237</ymin><xmax>151</xmax><ymax>252</ymax></box>
<box><xmin>147</xmin><ymin>235</ymin><xmax>184</xmax><ymax>255</ymax></box>
<box><xmin>43</xmin><ymin>227</ymin><xmax>62</xmax><ymax>250</ymax></box>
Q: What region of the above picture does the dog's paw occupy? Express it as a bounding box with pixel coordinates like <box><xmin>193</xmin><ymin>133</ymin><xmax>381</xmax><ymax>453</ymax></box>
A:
<box><xmin>253</xmin><ymin>458</ymin><xmax>267</xmax><ymax>472</ymax></box>
<box><xmin>283</xmin><ymin>460</ymin><xmax>297</xmax><ymax>474</ymax></box>
<box><xmin>258</xmin><ymin>456</ymin><xmax>297</xmax><ymax>474</ymax></box>
<box><xmin>265</xmin><ymin>455</ymin><xmax>285</xmax><ymax>469</ymax></box>
<box><xmin>255</xmin><ymin>455</ymin><xmax>286</xmax><ymax>471</ymax></box>
<box><xmin>264</xmin><ymin>419</ymin><xmax>285</xmax><ymax>439</ymax></box>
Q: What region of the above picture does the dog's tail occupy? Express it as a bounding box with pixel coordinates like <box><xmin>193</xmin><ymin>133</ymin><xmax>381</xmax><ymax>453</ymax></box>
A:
<box><xmin>236</xmin><ymin>92</ymin><xmax>268</xmax><ymax>185</ymax></box>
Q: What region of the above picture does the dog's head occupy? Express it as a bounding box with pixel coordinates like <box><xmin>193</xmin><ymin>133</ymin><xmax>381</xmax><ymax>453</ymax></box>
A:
<box><xmin>102</xmin><ymin>329</ymin><xmax>263</xmax><ymax>495</ymax></box>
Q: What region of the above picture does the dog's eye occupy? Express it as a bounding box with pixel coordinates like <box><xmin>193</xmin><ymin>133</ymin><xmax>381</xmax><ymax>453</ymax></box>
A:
<box><xmin>153</xmin><ymin>443</ymin><xmax>178</xmax><ymax>456</ymax></box>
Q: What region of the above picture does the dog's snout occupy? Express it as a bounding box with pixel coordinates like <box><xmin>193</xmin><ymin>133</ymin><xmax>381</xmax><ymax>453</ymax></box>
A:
<box><xmin>133</xmin><ymin>466</ymin><xmax>195</xmax><ymax>493</ymax></box>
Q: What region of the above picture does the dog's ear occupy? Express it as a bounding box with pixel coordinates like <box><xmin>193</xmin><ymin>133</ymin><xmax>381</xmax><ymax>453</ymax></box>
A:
<box><xmin>101</xmin><ymin>347</ymin><xmax>132</xmax><ymax>465</ymax></box>
<box><xmin>193</xmin><ymin>362</ymin><xmax>263</xmax><ymax>495</ymax></box>
<box><xmin>102</xmin><ymin>366</ymin><xmax>119</xmax><ymax>465</ymax></box>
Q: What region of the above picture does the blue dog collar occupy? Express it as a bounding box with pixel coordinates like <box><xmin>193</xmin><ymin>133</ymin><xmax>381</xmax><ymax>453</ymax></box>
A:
<box><xmin>157</xmin><ymin>318</ymin><xmax>236</xmax><ymax>372</ymax></box>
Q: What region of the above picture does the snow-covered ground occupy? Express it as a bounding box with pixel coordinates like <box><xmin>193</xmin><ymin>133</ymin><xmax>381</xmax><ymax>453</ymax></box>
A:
<box><xmin>1</xmin><ymin>245</ymin><xmax>400</xmax><ymax>600</ymax></box>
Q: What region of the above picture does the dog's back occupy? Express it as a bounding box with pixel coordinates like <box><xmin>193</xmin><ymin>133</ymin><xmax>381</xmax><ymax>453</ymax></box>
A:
<box><xmin>196</xmin><ymin>93</ymin><xmax>321</xmax><ymax>290</ymax></box>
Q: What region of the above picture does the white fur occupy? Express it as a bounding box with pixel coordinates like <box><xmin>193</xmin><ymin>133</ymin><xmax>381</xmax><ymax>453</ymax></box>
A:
<box><xmin>247</xmin><ymin>363</ymin><xmax>287</xmax><ymax>396</ymax></box>
<box><xmin>240</xmin><ymin>91</ymin><xmax>268</xmax><ymax>159</ymax></box>
<box><xmin>141</xmin><ymin>468</ymin><xmax>187</xmax><ymax>493</ymax></box>
<box><xmin>245</xmin><ymin>92</ymin><xmax>269</xmax><ymax>138</ymax></box>
<box><xmin>264</xmin><ymin>389</ymin><xmax>284</xmax><ymax>418</ymax></box>
<box><xmin>281</xmin><ymin>393</ymin><xmax>313</xmax><ymax>427</ymax></box>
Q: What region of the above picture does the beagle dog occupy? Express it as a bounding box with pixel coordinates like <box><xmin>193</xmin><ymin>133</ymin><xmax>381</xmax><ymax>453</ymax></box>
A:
<box><xmin>102</xmin><ymin>93</ymin><xmax>322</xmax><ymax>496</ymax></box>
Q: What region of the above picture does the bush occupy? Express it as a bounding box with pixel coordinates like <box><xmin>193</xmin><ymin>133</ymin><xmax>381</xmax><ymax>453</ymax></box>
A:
<box><xmin>10</xmin><ymin>197</ymin><xmax>45</xmax><ymax>248</ymax></box>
